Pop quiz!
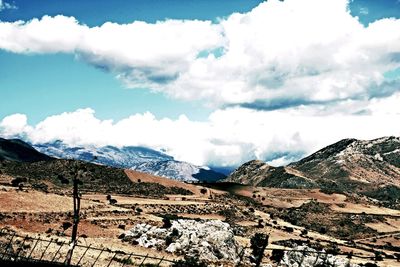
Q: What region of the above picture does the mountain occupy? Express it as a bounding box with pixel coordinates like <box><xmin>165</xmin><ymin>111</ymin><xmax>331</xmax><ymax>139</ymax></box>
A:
<box><xmin>289</xmin><ymin>136</ymin><xmax>400</xmax><ymax>186</ymax></box>
<box><xmin>0</xmin><ymin>138</ymin><xmax>52</xmax><ymax>162</ymax></box>
<box><xmin>132</xmin><ymin>160</ymin><xmax>226</xmax><ymax>182</ymax></box>
<box><xmin>33</xmin><ymin>140</ymin><xmax>173</xmax><ymax>167</ymax></box>
<box><xmin>224</xmin><ymin>160</ymin><xmax>316</xmax><ymax>189</ymax></box>
<box><xmin>33</xmin><ymin>140</ymin><xmax>226</xmax><ymax>182</ymax></box>
<box><xmin>225</xmin><ymin>137</ymin><xmax>400</xmax><ymax>196</ymax></box>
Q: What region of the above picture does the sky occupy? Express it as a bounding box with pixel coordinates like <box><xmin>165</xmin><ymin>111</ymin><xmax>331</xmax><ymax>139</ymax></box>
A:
<box><xmin>0</xmin><ymin>0</ymin><xmax>400</xmax><ymax>168</ymax></box>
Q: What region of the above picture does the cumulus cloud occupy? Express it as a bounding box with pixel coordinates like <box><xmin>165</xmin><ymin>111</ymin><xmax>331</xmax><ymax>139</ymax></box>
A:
<box><xmin>2</xmin><ymin>94</ymin><xmax>400</xmax><ymax>167</ymax></box>
<box><xmin>0</xmin><ymin>0</ymin><xmax>17</xmax><ymax>11</ymax></box>
<box><xmin>1</xmin><ymin>0</ymin><xmax>400</xmax><ymax>109</ymax></box>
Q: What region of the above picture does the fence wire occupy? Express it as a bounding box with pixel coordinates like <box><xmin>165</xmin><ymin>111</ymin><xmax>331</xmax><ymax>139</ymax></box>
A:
<box><xmin>0</xmin><ymin>228</ymin><xmax>398</xmax><ymax>267</ymax></box>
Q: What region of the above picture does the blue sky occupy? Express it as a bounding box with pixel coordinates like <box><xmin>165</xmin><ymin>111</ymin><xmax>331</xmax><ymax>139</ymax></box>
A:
<box><xmin>0</xmin><ymin>0</ymin><xmax>400</xmax><ymax>167</ymax></box>
<box><xmin>0</xmin><ymin>0</ymin><xmax>262</xmax><ymax>123</ymax></box>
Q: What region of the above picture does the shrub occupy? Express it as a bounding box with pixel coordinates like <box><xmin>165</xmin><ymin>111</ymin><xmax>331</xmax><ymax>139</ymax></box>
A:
<box><xmin>11</xmin><ymin>177</ymin><xmax>27</xmax><ymax>187</ymax></box>
<box><xmin>62</xmin><ymin>221</ymin><xmax>72</xmax><ymax>231</ymax></box>
<box><xmin>172</xmin><ymin>256</ymin><xmax>207</xmax><ymax>267</ymax></box>
<box><xmin>270</xmin><ymin>249</ymin><xmax>284</xmax><ymax>263</ymax></box>
<box><xmin>162</xmin><ymin>217</ymin><xmax>172</xmax><ymax>228</ymax></box>
<box><xmin>250</xmin><ymin>233</ymin><xmax>269</xmax><ymax>266</ymax></box>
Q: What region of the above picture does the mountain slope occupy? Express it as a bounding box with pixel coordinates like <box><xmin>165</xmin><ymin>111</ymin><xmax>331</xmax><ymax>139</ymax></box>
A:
<box><xmin>289</xmin><ymin>136</ymin><xmax>400</xmax><ymax>187</ymax></box>
<box><xmin>33</xmin><ymin>141</ymin><xmax>225</xmax><ymax>182</ymax></box>
<box><xmin>0</xmin><ymin>138</ymin><xmax>52</xmax><ymax>162</ymax></box>
<box><xmin>33</xmin><ymin>140</ymin><xmax>173</xmax><ymax>167</ymax></box>
<box><xmin>225</xmin><ymin>137</ymin><xmax>400</xmax><ymax>194</ymax></box>
<box><xmin>224</xmin><ymin>160</ymin><xmax>316</xmax><ymax>189</ymax></box>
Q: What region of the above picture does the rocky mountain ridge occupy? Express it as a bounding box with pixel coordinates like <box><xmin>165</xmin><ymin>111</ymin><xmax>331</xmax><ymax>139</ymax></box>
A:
<box><xmin>226</xmin><ymin>137</ymin><xmax>400</xmax><ymax>197</ymax></box>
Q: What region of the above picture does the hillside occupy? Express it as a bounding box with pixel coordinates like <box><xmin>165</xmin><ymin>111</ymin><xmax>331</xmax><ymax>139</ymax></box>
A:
<box><xmin>0</xmin><ymin>138</ymin><xmax>52</xmax><ymax>162</ymax></box>
<box><xmin>225</xmin><ymin>137</ymin><xmax>400</xmax><ymax>199</ymax></box>
<box><xmin>0</xmin><ymin>138</ymin><xmax>200</xmax><ymax>196</ymax></box>
<box><xmin>224</xmin><ymin>160</ymin><xmax>316</xmax><ymax>189</ymax></box>
<box><xmin>290</xmin><ymin>136</ymin><xmax>400</xmax><ymax>187</ymax></box>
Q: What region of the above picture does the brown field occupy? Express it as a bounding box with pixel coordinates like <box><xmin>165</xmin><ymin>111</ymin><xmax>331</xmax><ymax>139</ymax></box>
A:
<box><xmin>1</xmin><ymin>175</ymin><xmax>399</xmax><ymax>266</ymax></box>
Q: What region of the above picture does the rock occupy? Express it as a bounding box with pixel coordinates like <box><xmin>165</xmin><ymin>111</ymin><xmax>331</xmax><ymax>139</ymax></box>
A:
<box><xmin>280</xmin><ymin>245</ymin><xmax>360</xmax><ymax>267</ymax></box>
<box><xmin>124</xmin><ymin>219</ymin><xmax>242</xmax><ymax>262</ymax></box>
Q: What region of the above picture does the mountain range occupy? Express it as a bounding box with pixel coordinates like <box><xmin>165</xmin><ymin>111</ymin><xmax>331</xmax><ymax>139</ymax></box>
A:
<box><xmin>33</xmin><ymin>140</ymin><xmax>225</xmax><ymax>182</ymax></box>
<box><xmin>225</xmin><ymin>136</ymin><xmax>400</xmax><ymax>201</ymax></box>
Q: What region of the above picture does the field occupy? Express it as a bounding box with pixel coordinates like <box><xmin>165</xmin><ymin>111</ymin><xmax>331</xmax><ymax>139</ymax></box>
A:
<box><xmin>0</xmin><ymin>172</ymin><xmax>399</xmax><ymax>266</ymax></box>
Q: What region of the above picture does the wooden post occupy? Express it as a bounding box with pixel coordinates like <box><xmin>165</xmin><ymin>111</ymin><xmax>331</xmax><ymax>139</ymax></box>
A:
<box><xmin>66</xmin><ymin>164</ymin><xmax>82</xmax><ymax>265</ymax></box>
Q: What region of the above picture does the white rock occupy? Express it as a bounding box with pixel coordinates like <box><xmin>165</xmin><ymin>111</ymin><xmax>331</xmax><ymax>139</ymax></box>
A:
<box><xmin>125</xmin><ymin>219</ymin><xmax>242</xmax><ymax>262</ymax></box>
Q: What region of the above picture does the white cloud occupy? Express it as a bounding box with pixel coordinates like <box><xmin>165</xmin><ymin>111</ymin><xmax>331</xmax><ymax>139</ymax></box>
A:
<box><xmin>2</xmin><ymin>94</ymin><xmax>400</xmax><ymax>167</ymax></box>
<box><xmin>1</xmin><ymin>0</ymin><xmax>400</xmax><ymax>109</ymax></box>
<box><xmin>0</xmin><ymin>0</ymin><xmax>17</xmax><ymax>11</ymax></box>
<box><xmin>0</xmin><ymin>113</ymin><xmax>32</xmax><ymax>138</ymax></box>
<box><xmin>1</xmin><ymin>0</ymin><xmax>400</xmax><ymax>167</ymax></box>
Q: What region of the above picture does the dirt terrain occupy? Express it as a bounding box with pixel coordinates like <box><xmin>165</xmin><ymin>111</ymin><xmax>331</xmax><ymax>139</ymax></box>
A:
<box><xmin>0</xmin><ymin>170</ymin><xmax>399</xmax><ymax>266</ymax></box>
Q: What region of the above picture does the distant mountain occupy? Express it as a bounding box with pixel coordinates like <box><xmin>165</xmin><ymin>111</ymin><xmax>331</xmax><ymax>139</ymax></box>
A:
<box><xmin>0</xmin><ymin>138</ymin><xmax>52</xmax><ymax>162</ymax></box>
<box><xmin>132</xmin><ymin>160</ymin><xmax>226</xmax><ymax>182</ymax></box>
<box><xmin>225</xmin><ymin>137</ymin><xmax>400</xmax><ymax>197</ymax></box>
<box><xmin>33</xmin><ymin>140</ymin><xmax>173</xmax><ymax>168</ymax></box>
<box><xmin>33</xmin><ymin>140</ymin><xmax>226</xmax><ymax>182</ymax></box>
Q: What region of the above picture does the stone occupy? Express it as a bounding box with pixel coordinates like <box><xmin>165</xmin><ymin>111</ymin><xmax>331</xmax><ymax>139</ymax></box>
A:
<box><xmin>124</xmin><ymin>219</ymin><xmax>242</xmax><ymax>262</ymax></box>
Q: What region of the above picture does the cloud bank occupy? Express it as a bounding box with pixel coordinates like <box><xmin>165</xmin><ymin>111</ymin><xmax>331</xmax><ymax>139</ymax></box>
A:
<box><xmin>1</xmin><ymin>0</ymin><xmax>400</xmax><ymax>167</ymax></box>
<box><xmin>2</xmin><ymin>92</ymin><xmax>400</xmax><ymax>167</ymax></box>
<box><xmin>0</xmin><ymin>0</ymin><xmax>399</xmax><ymax>109</ymax></box>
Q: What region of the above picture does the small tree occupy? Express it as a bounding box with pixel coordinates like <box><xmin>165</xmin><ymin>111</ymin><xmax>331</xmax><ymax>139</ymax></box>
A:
<box><xmin>65</xmin><ymin>162</ymin><xmax>86</xmax><ymax>265</ymax></box>
<box><xmin>250</xmin><ymin>233</ymin><xmax>269</xmax><ymax>267</ymax></box>
<box><xmin>162</xmin><ymin>217</ymin><xmax>172</xmax><ymax>228</ymax></box>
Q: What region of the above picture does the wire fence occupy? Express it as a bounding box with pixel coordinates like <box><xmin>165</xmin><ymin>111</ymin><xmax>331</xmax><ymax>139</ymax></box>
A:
<box><xmin>0</xmin><ymin>228</ymin><xmax>175</xmax><ymax>267</ymax></box>
<box><xmin>0</xmin><ymin>228</ymin><xmax>398</xmax><ymax>267</ymax></box>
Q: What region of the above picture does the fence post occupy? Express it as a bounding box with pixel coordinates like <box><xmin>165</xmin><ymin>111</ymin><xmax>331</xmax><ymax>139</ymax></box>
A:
<box><xmin>106</xmin><ymin>252</ymin><xmax>117</xmax><ymax>267</ymax></box>
<box><xmin>51</xmin><ymin>243</ymin><xmax>64</xmax><ymax>262</ymax></box>
<box><xmin>77</xmin><ymin>244</ymin><xmax>91</xmax><ymax>265</ymax></box>
<box><xmin>139</xmin><ymin>254</ymin><xmax>149</xmax><ymax>267</ymax></box>
<box><xmin>121</xmin><ymin>253</ymin><xmax>133</xmax><ymax>267</ymax></box>
<box><xmin>156</xmin><ymin>256</ymin><xmax>165</xmax><ymax>266</ymax></box>
<box><xmin>26</xmin><ymin>237</ymin><xmax>40</xmax><ymax>260</ymax></box>
<box><xmin>91</xmin><ymin>248</ymin><xmax>105</xmax><ymax>267</ymax></box>
<box><xmin>0</xmin><ymin>232</ymin><xmax>16</xmax><ymax>260</ymax></box>
<box><xmin>39</xmin><ymin>239</ymin><xmax>53</xmax><ymax>260</ymax></box>
<box><xmin>14</xmin><ymin>235</ymin><xmax>29</xmax><ymax>260</ymax></box>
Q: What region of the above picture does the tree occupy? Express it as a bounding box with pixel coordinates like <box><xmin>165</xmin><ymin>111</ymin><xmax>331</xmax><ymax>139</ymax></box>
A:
<box><xmin>65</xmin><ymin>162</ymin><xmax>87</xmax><ymax>265</ymax></box>
<box><xmin>250</xmin><ymin>233</ymin><xmax>269</xmax><ymax>267</ymax></box>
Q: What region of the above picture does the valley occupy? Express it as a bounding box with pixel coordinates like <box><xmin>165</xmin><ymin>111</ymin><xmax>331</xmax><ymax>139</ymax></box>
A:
<box><xmin>0</xmin><ymin>137</ymin><xmax>399</xmax><ymax>266</ymax></box>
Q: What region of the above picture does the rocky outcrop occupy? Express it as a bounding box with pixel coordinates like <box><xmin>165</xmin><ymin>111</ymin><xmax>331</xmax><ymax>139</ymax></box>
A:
<box><xmin>123</xmin><ymin>219</ymin><xmax>242</xmax><ymax>262</ymax></box>
<box><xmin>280</xmin><ymin>245</ymin><xmax>360</xmax><ymax>267</ymax></box>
